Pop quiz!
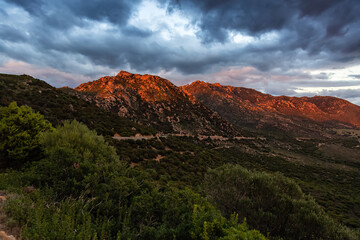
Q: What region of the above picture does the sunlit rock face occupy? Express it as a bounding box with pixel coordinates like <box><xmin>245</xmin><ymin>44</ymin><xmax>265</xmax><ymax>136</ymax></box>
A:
<box><xmin>181</xmin><ymin>81</ymin><xmax>360</xmax><ymax>136</ymax></box>
<box><xmin>75</xmin><ymin>71</ymin><xmax>236</xmax><ymax>135</ymax></box>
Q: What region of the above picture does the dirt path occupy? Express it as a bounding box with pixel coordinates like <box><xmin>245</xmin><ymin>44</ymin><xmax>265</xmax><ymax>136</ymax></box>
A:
<box><xmin>113</xmin><ymin>134</ymin><xmax>266</xmax><ymax>141</ymax></box>
<box><xmin>113</xmin><ymin>135</ymin><xmax>162</xmax><ymax>141</ymax></box>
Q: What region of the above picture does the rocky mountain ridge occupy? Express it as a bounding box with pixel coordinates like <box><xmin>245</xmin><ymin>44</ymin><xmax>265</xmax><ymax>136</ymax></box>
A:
<box><xmin>75</xmin><ymin>71</ymin><xmax>235</xmax><ymax>135</ymax></box>
<box><xmin>181</xmin><ymin>80</ymin><xmax>360</xmax><ymax>136</ymax></box>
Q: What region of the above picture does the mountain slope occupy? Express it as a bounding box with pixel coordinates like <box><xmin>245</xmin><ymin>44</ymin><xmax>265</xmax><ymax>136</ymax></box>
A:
<box><xmin>181</xmin><ymin>81</ymin><xmax>360</xmax><ymax>136</ymax></box>
<box><xmin>0</xmin><ymin>73</ymin><xmax>155</xmax><ymax>136</ymax></box>
<box><xmin>75</xmin><ymin>71</ymin><xmax>236</xmax><ymax>135</ymax></box>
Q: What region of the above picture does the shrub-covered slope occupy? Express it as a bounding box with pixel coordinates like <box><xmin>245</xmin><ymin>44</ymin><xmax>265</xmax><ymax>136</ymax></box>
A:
<box><xmin>0</xmin><ymin>73</ymin><xmax>155</xmax><ymax>136</ymax></box>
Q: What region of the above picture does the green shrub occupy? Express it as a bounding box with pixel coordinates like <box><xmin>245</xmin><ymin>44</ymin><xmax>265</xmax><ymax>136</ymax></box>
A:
<box><xmin>0</xmin><ymin>102</ymin><xmax>53</xmax><ymax>168</ymax></box>
<box><xmin>5</xmin><ymin>191</ymin><xmax>112</xmax><ymax>240</ymax></box>
<box><xmin>5</xmin><ymin>186</ymin><xmax>267</xmax><ymax>240</ymax></box>
<box><xmin>27</xmin><ymin>120</ymin><xmax>121</xmax><ymax>196</ymax></box>
<box><xmin>3</xmin><ymin>120</ymin><xmax>267</xmax><ymax>239</ymax></box>
<box><xmin>204</xmin><ymin>164</ymin><xmax>358</xmax><ymax>240</ymax></box>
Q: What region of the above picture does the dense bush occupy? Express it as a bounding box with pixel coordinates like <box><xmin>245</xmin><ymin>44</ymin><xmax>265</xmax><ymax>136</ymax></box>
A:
<box><xmin>0</xmin><ymin>102</ymin><xmax>53</xmax><ymax>168</ymax></box>
<box><xmin>5</xmin><ymin>192</ymin><xmax>108</xmax><ymax>239</ymax></box>
<box><xmin>3</xmin><ymin>119</ymin><xmax>266</xmax><ymax>239</ymax></box>
<box><xmin>204</xmin><ymin>164</ymin><xmax>358</xmax><ymax>240</ymax></box>
<box><xmin>26</xmin><ymin>120</ymin><xmax>122</xmax><ymax>196</ymax></box>
<box><xmin>5</xmin><ymin>187</ymin><xmax>266</xmax><ymax>240</ymax></box>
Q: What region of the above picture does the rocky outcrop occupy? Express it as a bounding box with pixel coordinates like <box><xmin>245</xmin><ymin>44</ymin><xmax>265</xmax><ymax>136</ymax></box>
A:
<box><xmin>76</xmin><ymin>71</ymin><xmax>236</xmax><ymax>135</ymax></box>
<box><xmin>181</xmin><ymin>81</ymin><xmax>360</xmax><ymax>136</ymax></box>
<box><xmin>0</xmin><ymin>231</ymin><xmax>16</xmax><ymax>240</ymax></box>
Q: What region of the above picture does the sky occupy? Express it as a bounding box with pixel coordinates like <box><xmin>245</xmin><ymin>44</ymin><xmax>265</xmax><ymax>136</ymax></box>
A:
<box><xmin>1</xmin><ymin>0</ymin><xmax>360</xmax><ymax>104</ymax></box>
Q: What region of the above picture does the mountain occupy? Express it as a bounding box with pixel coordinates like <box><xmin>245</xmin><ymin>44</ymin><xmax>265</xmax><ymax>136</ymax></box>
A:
<box><xmin>75</xmin><ymin>71</ymin><xmax>236</xmax><ymax>135</ymax></box>
<box><xmin>2</xmin><ymin>72</ymin><xmax>360</xmax><ymax>233</ymax></box>
<box><xmin>181</xmin><ymin>81</ymin><xmax>360</xmax><ymax>136</ymax></box>
<box><xmin>3</xmin><ymin>72</ymin><xmax>359</xmax><ymax>138</ymax></box>
<box><xmin>0</xmin><ymin>73</ymin><xmax>155</xmax><ymax>136</ymax></box>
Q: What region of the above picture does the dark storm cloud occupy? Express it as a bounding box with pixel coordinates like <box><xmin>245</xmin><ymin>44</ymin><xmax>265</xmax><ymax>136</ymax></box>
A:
<box><xmin>0</xmin><ymin>24</ymin><xmax>27</xmax><ymax>42</ymax></box>
<box><xmin>298</xmin><ymin>0</ymin><xmax>339</xmax><ymax>17</ymax></box>
<box><xmin>349</xmin><ymin>75</ymin><xmax>360</xmax><ymax>79</ymax></box>
<box><xmin>0</xmin><ymin>0</ymin><xmax>359</xmax><ymax>86</ymax></box>
<box><xmin>165</xmin><ymin>0</ymin><xmax>294</xmax><ymax>43</ymax></box>
<box><xmin>6</xmin><ymin>0</ymin><xmax>142</xmax><ymax>28</ymax></box>
<box><xmin>162</xmin><ymin>0</ymin><xmax>360</xmax><ymax>74</ymax></box>
<box><xmin>0</xmin><ymin>0</ymin><xmax>239</xmax><ymax>77</ymax></box>
<box><xmin>122</xmin><ymin>26</ymin><xmax>153</xmax><ymax>38</ymax></box>
<box><xmin>0</xmin><ymin>0</ymin><xmax>158</xmax><ymax>75</ymax></box>
<box><xmin>165</xmin><ymin>0</ymin><xmax>359</xmax><ymax>44</ymax></box>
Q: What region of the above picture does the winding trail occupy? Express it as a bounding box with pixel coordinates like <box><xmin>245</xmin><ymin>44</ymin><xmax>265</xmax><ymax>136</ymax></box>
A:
<box><xmin>113</xmin><ymin>134</ymin><xmax>266</xmax><ymax>141</ymax></box>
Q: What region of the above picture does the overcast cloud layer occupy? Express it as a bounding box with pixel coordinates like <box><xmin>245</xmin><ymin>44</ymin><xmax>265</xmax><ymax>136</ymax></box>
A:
<box><xmin>1</xmin><ymin>0</ymin><xmax>360</xmax><ymax>104</ymax></box>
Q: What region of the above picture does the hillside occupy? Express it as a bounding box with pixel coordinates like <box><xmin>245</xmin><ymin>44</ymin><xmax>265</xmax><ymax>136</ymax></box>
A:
<box><xmin>181</xmin><ymin>81</ymin><xmax>360</xmax><ymax>136</ymax></box>
<box><xmin>0</xmin><ymin>73</ymin><xmax>155</xmax><ymax>136</ymax></box>
<box><xmin>75</xmin><ymin>71</ymin><xmax>236</xmax><ymax>135</ymax></box>
<box><xmin>0</xmin><ymin>72</ymin><xmax>360</xmax><ymax>239</ymax></box>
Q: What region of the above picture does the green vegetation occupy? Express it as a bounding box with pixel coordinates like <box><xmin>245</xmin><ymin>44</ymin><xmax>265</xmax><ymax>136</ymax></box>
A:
<box><xmin>0</xmin><ymin>73</ymin><xmax>155</xmax><ymax>136</ymax></box>
<box><xmin>26</xmin><ymin>120</ymin><xmax>121</xmax><ymax>197</ymax></box>
<box><xmin>108</xmin><ymin>135</ymin><xmax>360</xmax><ymax>230</ymax></box>
<box><xmin>1</xmin><ymin>76</ymin><xmax>359</xmax><ymax>239</ymax></box>
<box><xmin>0</xmin><ymin>102</ymin><xmax>53</xmax><ymax>168</ymax></box>
<box><xmin>204</xmin><ymin>164</ymin><xmax>357</xmax><ymax>240</ymax></box>
<box><xmin>217</xmin><ymin>146</ymin><xmax>360</xmax><ymax>229</ymax></box>
<box><xmin>0</xmin><ymin>106</ymin><xmax>266</xmax><ymax>239</ymax></box>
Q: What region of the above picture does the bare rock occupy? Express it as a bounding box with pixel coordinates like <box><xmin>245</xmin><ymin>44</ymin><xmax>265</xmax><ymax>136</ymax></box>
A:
<box><xmin>0</xmin><ymin>231</ymin><xmax>16</xmax><ymax>240</ymax></box>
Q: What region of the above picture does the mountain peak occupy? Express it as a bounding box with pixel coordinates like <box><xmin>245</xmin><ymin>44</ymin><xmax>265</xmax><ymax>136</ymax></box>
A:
<box><xmin>75</xmin><ymin>72</ymin><xmax>235</xmax><ymax>135</ymax></box>
<box><xmin>188</xmin><ymin>80</ymin><xmax>214</xmax><ymax>87</ymax></box>
<box><xmin>117</xmin><ymin>70</ymin><xmax>133</xmax><ymax>77</ymax></box>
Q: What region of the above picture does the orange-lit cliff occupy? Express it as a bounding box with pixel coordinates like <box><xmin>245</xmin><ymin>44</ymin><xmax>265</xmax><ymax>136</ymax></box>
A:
<box><xmin>75</xmin><ymin>71</ymin><xmax>235</xmax><ymax>135</ymax></box>
<box><xmin>181</xmin><ymin>81</ymin><xmax>360</xmax><ymax>135</ymax></box>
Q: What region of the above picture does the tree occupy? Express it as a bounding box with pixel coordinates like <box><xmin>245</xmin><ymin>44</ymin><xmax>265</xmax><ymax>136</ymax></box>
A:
<box><xmin>0</xmin><ymin>102</ymin><xmax>53</xmax><ymax>167</ymax></box>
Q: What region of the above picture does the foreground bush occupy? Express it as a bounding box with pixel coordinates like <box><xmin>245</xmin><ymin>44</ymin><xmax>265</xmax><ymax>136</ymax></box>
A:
<box><xmin>0</xmin><ymin>102</ymin><xmax>52</xmax><ymax>168</ymax></box>
<box><xmin>26</xmin><ymin>120</ymin><xmax>122</xmax><ymax>196</ymax></box>
<box><xmin>4</xmin><ymin>185</ymin><xmax>266</xmax><ymax>239</ymax></box>
<box><xmin>3</xmin><ymin>120</ymin><xmax>266</xmax><ymax>239</ymax></box>
<box><xmin>204</xmin><ymin>164</ymin><xmax>358</xmax><ymax>240</ymax></box>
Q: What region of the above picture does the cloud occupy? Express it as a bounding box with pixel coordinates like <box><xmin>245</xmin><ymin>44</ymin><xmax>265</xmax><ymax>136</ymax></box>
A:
<box><xmin>164</xmin><ymin>0</ymin><xmax>360</xmax><ymax>45</ymax></box>
<box><xmin>164</xmin><ymin>0</ymin><xmax>296</xmax><ymax>43</ymax></box>
<box><xmin>299</xmin><ymin>88</ymin><xmax>360</xmax><ymax>106</ymax></box>
<box><xmin>0</xmin><ymin>60</ymin><xmax>93</xmax><ymax>87</ymax></box>
<box><xmin>0</xmin><ymin>0</ymin><xmax>359</xmax><ymax>103</ymax></box>
<box><xmin>349</xmin><ymin>74</ymin><xmax>360</xmax><ymax>79</ymax></box>
<box><xmin>318</xmin><ymin>88</ymin><xmax>360</xmax><ymax>99</ymax></box>
<box><xmin>163</xmin><ymin>0</ymin><xmax>360</xmax><ymax>68</ymax></box>
<box><xmin>0</xmin><ymin>24</ymin><xmax>28</xmax><ymax>42</ymax></box>
<box><xmin>5</xmin><ymin>0</ymin><xmax>142</xmax><ymax>29</ymax></box>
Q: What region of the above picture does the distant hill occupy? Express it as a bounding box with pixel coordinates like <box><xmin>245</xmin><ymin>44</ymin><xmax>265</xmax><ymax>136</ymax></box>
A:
<box><xmin>181</xmin><ymin>81</ymin><xmax>360</xmax><ymax>137</ymax></box>
<box><xmin>75</xmin><ymin>71</ymin><xmax>236</xmax><ymax>135</ymax></box>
